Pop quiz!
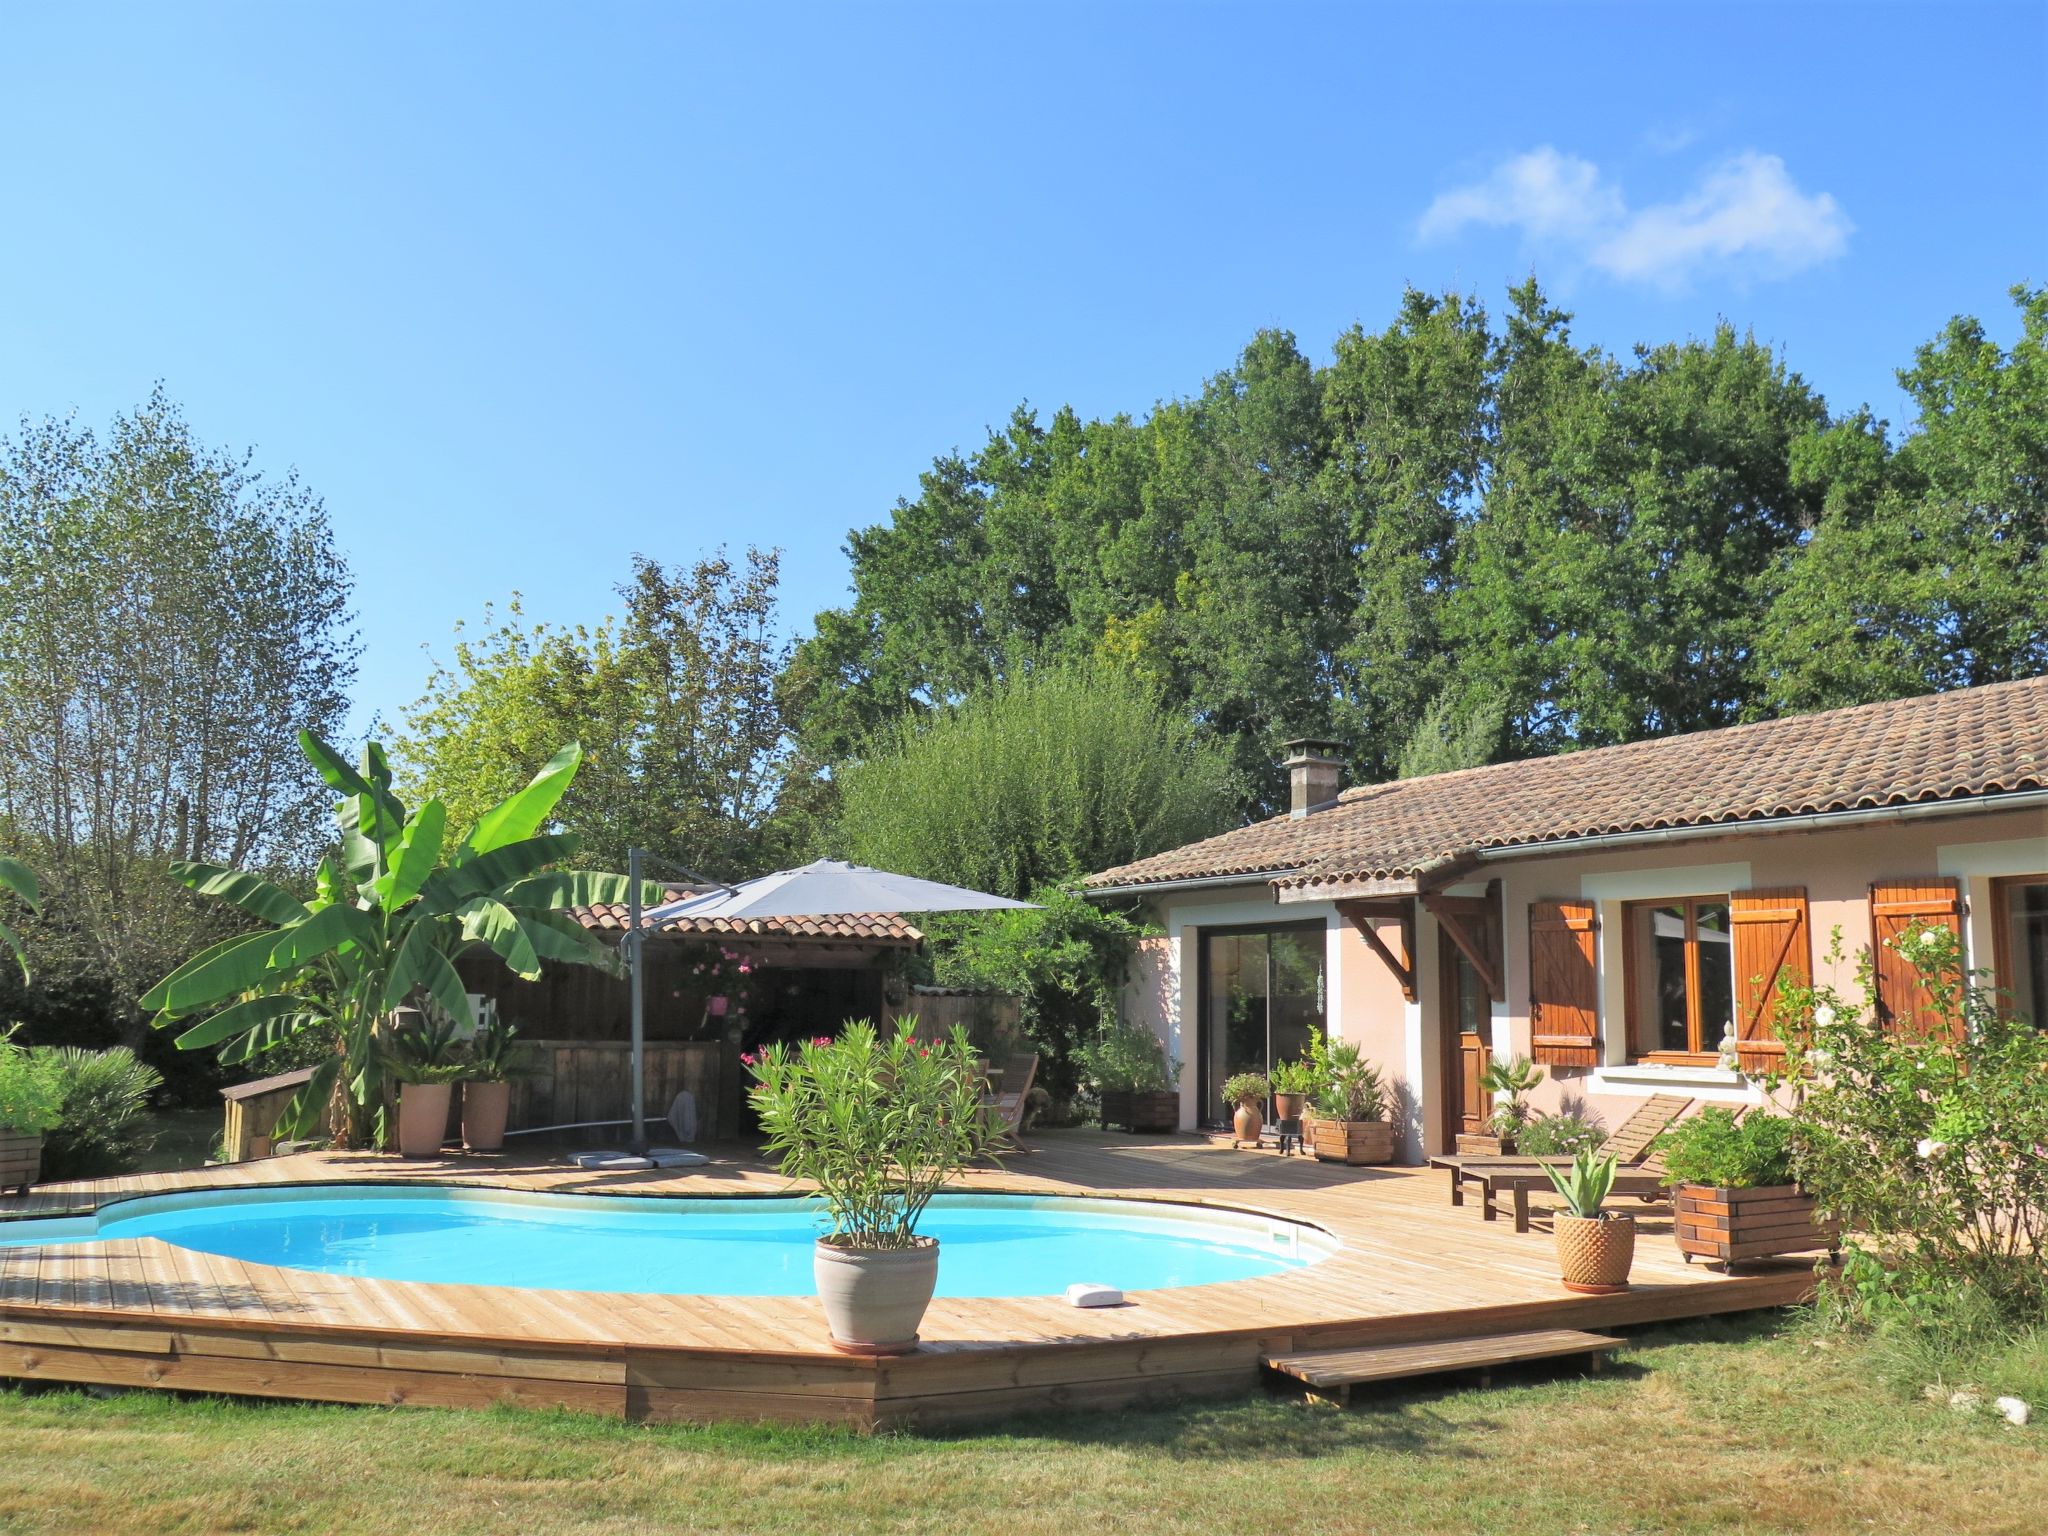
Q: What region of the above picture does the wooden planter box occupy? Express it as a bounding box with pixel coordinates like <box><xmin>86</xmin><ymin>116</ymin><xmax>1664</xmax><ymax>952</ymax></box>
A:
<box><xmin>1098</xmin><ymin>1089</ymin><xmax>1178</xmax><ymax>1133</ymax></box>
<box><xmin>1306</xmin><ymin>1116</ymin><xmax>1394</xmax><ymax>1166</ymax></box>
<box><xmin>0</xmin><ymin>1131</ymin><xmax>42</xmax><ymax>1196</ymax></box>
<box><xmin>1455</xmin><ymin>1132</ymin><xmax>1516</xmax><ymax>1156</ymax></box>
<box><xmin>1675</xmin><ymin>1183</ymin><xmax>1840</xmax><ymax>1271</ymax></box>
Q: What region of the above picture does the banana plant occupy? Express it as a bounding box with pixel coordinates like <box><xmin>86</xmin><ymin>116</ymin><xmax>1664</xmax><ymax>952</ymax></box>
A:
<box><xmin>0</xmin><ymin>854</ymin><xmax>38</xmax><ymax>981</ymax></box>
<box><xmin>144</xmin><ymin>731</ymin><xmax>656</xmax><ymax>1147</ymax></box>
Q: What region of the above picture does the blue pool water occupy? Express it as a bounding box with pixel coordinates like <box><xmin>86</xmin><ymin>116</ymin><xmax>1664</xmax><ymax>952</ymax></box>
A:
<box><xmin>0</xmin><ymin>1186</ymin><xmax>1333</xmax><ymax>1298</ymax></box>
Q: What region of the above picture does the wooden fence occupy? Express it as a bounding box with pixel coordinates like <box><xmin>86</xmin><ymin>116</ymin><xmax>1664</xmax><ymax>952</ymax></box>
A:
<box><xmin>507</xmin><ymin>1039</ymin><xmax>730</xmax><ymax>1142</ymax></box>
<box><xmin>888</xmin><ymin>990</ymin><xmax>1025</xmax><ymax>1054</ymax></box>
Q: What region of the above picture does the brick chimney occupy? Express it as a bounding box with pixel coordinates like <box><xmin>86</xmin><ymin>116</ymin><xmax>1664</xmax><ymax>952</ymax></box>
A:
<box><xmin>1281</xmin><ymin>738</ymin><xmax>1346</xmax><ymax>818</ymax></box>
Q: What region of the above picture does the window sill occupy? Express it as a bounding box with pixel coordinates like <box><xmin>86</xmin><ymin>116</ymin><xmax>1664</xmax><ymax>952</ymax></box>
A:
<box><xmin>1590</xmin><ymin>1061</ymin><xmax>1756</xmax><ymax>1096</ymax></box>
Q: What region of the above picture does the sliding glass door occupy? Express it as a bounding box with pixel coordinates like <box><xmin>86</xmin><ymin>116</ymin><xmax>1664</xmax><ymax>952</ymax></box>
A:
<box><xmin>1197</xmin><ymin>922</ymin><xmax>1327</xmax><ymax>1125</ymax></box>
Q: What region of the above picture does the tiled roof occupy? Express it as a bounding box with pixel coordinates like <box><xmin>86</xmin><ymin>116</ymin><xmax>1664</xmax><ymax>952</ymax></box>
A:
<box><xmin>571</xmin><ymin>885</ymin><xmax>922</xmax><ymax>946</ymax></box>
<box><xmin>1086</xmin><ymin>676</ymin><xmax>2048</xmax><ymax>893</ymax></box>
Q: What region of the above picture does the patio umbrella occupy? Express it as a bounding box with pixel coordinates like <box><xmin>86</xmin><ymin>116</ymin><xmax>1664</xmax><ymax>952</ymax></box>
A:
<box><xmin>621</xmin><ymin>859</ymin><xmax>1033</xmax><ymax>1151</ymax></box>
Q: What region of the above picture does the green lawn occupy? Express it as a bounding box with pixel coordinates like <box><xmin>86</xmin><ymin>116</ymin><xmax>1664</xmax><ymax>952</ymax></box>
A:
<box><xmin>0</xmin><ymin>1314</ymin><xmax>2039</xmax><ymax>1535</ymax></box>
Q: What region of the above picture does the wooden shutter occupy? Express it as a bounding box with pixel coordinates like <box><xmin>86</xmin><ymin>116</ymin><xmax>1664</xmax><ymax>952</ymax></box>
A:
<box><xmin>1529</xmin><ymin>899</ymin><xmax>1600</xmax><ymax>1066</ymax></box>
<box><xmin>1870</xmin><ymin>878</ymin><xmax>1964</xmax><ymax>1039</ymax></box>
<box><xmin>1730</xmin><ymin>887</ymin><xmax>1810</xmax><ymax>1073</ymax></box>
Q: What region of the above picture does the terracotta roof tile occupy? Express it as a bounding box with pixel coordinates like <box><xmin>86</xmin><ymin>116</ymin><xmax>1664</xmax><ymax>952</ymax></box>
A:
<box><xmin>1086</xmin><ymin>677</ymin><xmax>2048</xmax><ymax>892</ymax></box>
<box><xmin>571</xmin><ymin>884</ymin><xmax>922</xmax><ymax>946</ymax></box>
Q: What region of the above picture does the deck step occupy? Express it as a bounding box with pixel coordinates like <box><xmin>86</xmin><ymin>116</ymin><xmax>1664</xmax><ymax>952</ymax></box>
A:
<box><xmin>1263</xmin><ymin>1328</ymin><xmax>1624</xmax><ymax>1402</ymax></box>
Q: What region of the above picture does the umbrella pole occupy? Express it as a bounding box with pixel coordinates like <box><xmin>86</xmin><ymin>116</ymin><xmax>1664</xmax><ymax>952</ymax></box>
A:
<box><xmin>629</xmin><ymin>846</ymin><xmax>647</xmax><ymax>1154</ymax></box>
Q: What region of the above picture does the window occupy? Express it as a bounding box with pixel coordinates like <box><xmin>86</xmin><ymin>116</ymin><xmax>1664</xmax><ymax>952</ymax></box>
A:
<box><xmin>1625</xmin><ymin>897</ymin><xmax>1734</xmax><ymax>1062</ymax></box>
<box><xmin>1993</xmin><ymin>876</ymin><xmax>2048</xmax><ymax>1030</ymax></box>
<box><xmin>1197</xmin><ymin>923</ymin><xmax>1326</xmax><ymax>1125</ymax></box>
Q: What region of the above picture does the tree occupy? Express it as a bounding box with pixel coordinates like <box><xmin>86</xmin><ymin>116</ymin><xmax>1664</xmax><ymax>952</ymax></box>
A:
<box><xmin>0</xmin><ymin>389</ymin><xmax>356</xmax><ymax>1050</ymax></box>
<box><xmin>144</xmin><ymin>733</ymin><xmax>652</xmax><ymax>1146</ymax></box>
<box><xmin>1757</xmin><ymin>284</ymin><xmax>2048</xmax><ymax>709</ymax></box>
<box><xmin>0</xmin><ymin>855</ymin><xmax>37</xmax><ymax>980</ymax></box>
<box><xmin>832</xmin><ymin>661</ymin><xmax>1239</xmax><ymax>901</ymax></box>
<box><xmin>392</xmin><ymin>548</ymin><xmax>794</xmax><ymax>877</ymax></box>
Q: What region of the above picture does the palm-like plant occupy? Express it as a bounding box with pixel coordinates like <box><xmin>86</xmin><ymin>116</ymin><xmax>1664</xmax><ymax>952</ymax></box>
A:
<box><xmin>0</xmin><ymin>854</ymin><xmax>40</xmax><ymax>981</ymax></box>
<box><xmin>143</xmin><ymin>732</ymin><xmax>652</xmax><ymax>1146</ymax></box>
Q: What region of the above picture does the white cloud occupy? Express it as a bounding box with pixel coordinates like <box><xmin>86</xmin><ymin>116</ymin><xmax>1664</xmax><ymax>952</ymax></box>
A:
<box><xmin>1418</xmin><ymin>148</ymin><xmax>1851</xmax><ymax>289</ymax></box>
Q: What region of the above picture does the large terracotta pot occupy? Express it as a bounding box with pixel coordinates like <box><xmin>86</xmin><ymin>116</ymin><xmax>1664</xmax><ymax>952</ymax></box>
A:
<box><xmin>813</xmin><ymin>1236</ymin><xmax>939</xmax><ymax>1354</ymax></box>
<box><xmin>1555</xmin><ymin>1212</ymin><xmax>1636</xmax><ymax>1294</ymax></box>
<box><xmin>1272</xmin><ymin>1091</ymin><xmax>1306</xmax><ymax>1124</ymax></box>
<box><xmin>0</xmin><ymin>1131</ymin><xmax>42</xmax><ymax>1197</ymax></box>
<box><xmin>462</xmin><ymin>1080</ymin><xmax>511</xmax><ymax>1153</ymax></box>
<box><xmin>1231</xmin><ymin>1104</ymin><xmax>1264</xmax><ymax>1146</ymax></box>
<box><xmin>396</xmin><ymin>1082</ymin><xmax>454</xmax><ymax>1159</ymax></box>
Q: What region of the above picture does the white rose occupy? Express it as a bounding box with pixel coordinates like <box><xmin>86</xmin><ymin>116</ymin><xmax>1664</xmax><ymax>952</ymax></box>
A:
<box><xmin>1916</xmin><ymin>1138</ymin><xmax>1948</xmax><ymax>1159</ymax></box>
<box><xmin>1807</xmin><ymin>1048</ymin><xmax>1833</xmax><ymax>1067</ymax></box>
<box><xmin>1813</xmin><ymin>1004</ymin><xmax>1837</xmax><ymax>1028</ymax></box>
<box><xmin>1920</xmin><ymin>930</ymin><xmax>1940</xmax><ymax>948</ymax></box>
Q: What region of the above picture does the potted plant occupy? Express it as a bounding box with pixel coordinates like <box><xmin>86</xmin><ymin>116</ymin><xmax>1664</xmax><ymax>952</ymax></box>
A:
<box><xmin>1081</xmin><ymin>1026</ymin><xmax>1181</xmax><ymax>1133</ymax></box>
<box><xmin>1659</xmin><ymin>1109</ymin><xmax>1838</xmax><ymax>1271</ymax></box>
<box><xmin>1303</xmin><ymin>1040</ymin><xmax>1394</xmax><ymax>1165</ymax></box>
<box><xmin>386</xmin><ymin>1014</ymin><xmax>467</xmax><ymax>1158</ymax></box>
<box><xmin>1222</xmin><ymin>1072</ymin><xmax>1271</xmax><ymax>1146</ymax></box>
<box><xmin>1460</xmin><ymin>1054</ymin><xmax>1543</xmax><ymax>1154</ymax></box>
<box><xmin>1543</xmin><ymin>1148</ymin><xmax>1636</xmax><ymax>1294</ymax></box>
<box><xmin>746</xmin><ymin>1019</ymin><xmax>1000</xmax><ymax>1354</ymax></box>
<box><xmin>460</xmin><ymin>1015</ymin><xmax>531</xmax><ymax>1153</ymax></box>
<box><xmin>0</xmin><ymin>1035</ymin><xmax>63</xmax><ymax>1197</ymax></box>
<box><xmin>1269</xmin><ymin>1056</ymin><xmax>1321</xmax><ymax>1125</ymax></box>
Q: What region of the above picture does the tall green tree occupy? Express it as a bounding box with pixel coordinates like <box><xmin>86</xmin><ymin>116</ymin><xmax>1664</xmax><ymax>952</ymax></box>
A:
<box><xmin>833</xmin><ymin>661</ymin><xmax>1238</xmax><ymax>902</ymax></box>
<box><xmin>393</xmin><ymin>548</ymin><xmax>794</xmax><ymax>877</ymax></box>
<box><xmin>145</xmin><ymin>733</ymin><xmax>651</xmax><ymax>1146</ymax></box>
<box><xmin>0</xmin><ymin>390</ymin><xmax>356</xmax><ymax>1050</ymax></box>
<box><xmin>1757</xmin><ymin>284</ymin><xmax>2048</xmax><ymax>708</ymax></box>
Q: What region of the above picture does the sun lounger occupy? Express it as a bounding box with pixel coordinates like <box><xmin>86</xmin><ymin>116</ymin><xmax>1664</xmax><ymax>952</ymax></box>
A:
<box><xmin>982</xmin><ymin>1052</ymin><xmax>1038</xmax><ymax>1151</ymax></box>
<box><xmin>1428</xmin><ymin>1093</ymin><xmax>1692</xmax><ymax>1223</ymax></box>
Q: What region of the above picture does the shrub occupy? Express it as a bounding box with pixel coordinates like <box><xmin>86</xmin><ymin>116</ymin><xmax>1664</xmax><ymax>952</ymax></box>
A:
<box><xmin>1771</xmin><ymin>923</ymin><xmax>2048</xmax><ymax>1323</ymax></box>
<box><xmin>1077</xmin><ymin>1025</ymin><xmax>1179</xmax><ymax>1094</ymax></box>
<box><xmin>1541</xmin><ymin>1149</ymin><xmax>1620</xmax><ymax>1219</ymax></box>
<box><xmin>745</xmin><ymin>1020</ymin><xmax>998</xmax><ymax>1249</ymax></box>
<box><xmin>32</xmin><ymin>1045</ymin><xmax>163</xmax><ymax>1179</ymax></box>
<box><xmin>1269</xmin><ymin>1057</ymin><xmax>1321</xmax><ymax>1098</ymax></box>
<box><xmin>0</xmin><ymin>1040</ymin><xmax>64</xmax><ymax>1136</ymax></box>
<box><xmin>1221</xmin><ymin>1072</ymin><xmax>1270</xmax><ymax>1108</ymax></box>
<box><xmin>1481</xmin><ymin>1054</ymin><xmax>1543</xmax><ymax>1138</ymax></box>
<box><xmin>1657</xmin><ymin>1108</ymin><xmax>1794</xmax><ymax>1188</ymax></box>
<box><xmin>1517</xmin><ymin>1113</ymin><xmax>1607</xmax><ymax>1157</ymax></box>
<box><xmin>1309</xmin><ymin>1039</ymin><xmax>1386</xmax><ymax>1121</ymax></box>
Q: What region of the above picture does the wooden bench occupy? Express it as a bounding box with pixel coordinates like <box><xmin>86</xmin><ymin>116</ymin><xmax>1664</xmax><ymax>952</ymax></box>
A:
<box><xmin>1444</xmin><ymin>1163</ymin><xmax>1671</xmax><ymax>1232</ymax></box>
<box><xmin>1263</xmin><ymin>1328</ymin><xmax>1625</xmax><ymax>1405</ymax></box>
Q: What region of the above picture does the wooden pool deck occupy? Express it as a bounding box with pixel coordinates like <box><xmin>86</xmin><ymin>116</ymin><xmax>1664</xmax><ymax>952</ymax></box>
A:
<box><xmin>0</xmin><ymin>1130</ymin><xmax>1820</xmax><ymax>1428</ymax></box>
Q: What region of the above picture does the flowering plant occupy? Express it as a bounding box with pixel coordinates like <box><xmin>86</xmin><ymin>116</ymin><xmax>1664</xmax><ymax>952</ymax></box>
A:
<box><xmin>745</xmin><ymin>1019</ymin><xmax>1000</xmax><ymax>1250</ymax></box>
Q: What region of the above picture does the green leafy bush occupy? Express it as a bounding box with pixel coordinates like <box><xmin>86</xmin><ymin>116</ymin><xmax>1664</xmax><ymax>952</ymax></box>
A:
<box><xmin>0</xmin><ymin>1041</ymin><xmax>63</xmax><ymax>1135</ymax></box>
<box><xmin>1517</xmin><ymin>1112</ymin><xmax>1607</xmax><ymax>1157</ymax></box>
<box><xmin>1077</xmin><ymin>1025</ymin><xmax>1179</xmax><ymax>1094</ymax></box>
<box><xmin>1269</xmin><ymin>1057</ymin><xmax>1321</xmax><ymax>1097</ymax></box>
<box><xmin>1309</xmin><ymin>1039</ymin><xmax>1386</xmax><ymax>1121</ymax></box>
<box><xmin>464</xmin><ymin>1015</ymin><xmax>534</xmax><ymax>1083</ymax></box>
<box><xmin>384</xmin><ymin>1015</ymin><xmax>468</xmax><ymax>1086</ymax></box>
<box><xmin>33</xmin><ymin>1046</ymin><xmax>163</xmax><ymax>1179</ymax></box>
<box><xmin>1657</xmin><ymin>1108</ymin><xmax>1794</xmax><ymax>1189</ymax></box>
<box><xmin>1771</xmin><ymin>923</ymin><xmax>2048</xmax><ymax>1323</ymax></box>
<box><xmin>1221</xmin><ymin>1072</ymin><xmax>1270</xmax><ymax>1108</ymax></box>
<box><xmin>1481</xmin><ymin>1054</ymin><xmax>1543</xmax><ymax>1138</ymax></box>
<box><xmin>745</xmin><ymin>1020</ymin><xmax>999</xmax><ymax>1249</ymax></box>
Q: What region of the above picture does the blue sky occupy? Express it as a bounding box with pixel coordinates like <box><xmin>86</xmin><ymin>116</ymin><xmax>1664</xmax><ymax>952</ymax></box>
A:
<box><xmin>3</xmin><ymin>2</ymin><xmax>2042</xmax><ymax>736</ymax></box>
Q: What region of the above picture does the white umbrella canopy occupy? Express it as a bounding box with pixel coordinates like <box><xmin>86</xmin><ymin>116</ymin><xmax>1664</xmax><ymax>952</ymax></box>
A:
<box><xmin>644</xmin><ymin>858</ymin><xmax>1035</xmax><ymax>925</ymax></box>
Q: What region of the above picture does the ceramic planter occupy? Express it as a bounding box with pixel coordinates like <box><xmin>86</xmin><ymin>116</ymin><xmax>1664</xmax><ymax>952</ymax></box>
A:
<box><xmin>1554</xmin><ymin>1212</ymin><xmax>1636</xmax><ymax>1294</ymax></box>
<box><xmin>396</xmin><ymin>1082</ymin><xmax>454</xmax><ymax>1158</ymax></box>
<box><xmin>1272</xmin><ymin>1091</ymin><xmax>1306</xmax><ymax>1123</ymax></box>
<box><xmin>1305</xmin><ymin>1116</ymin><xmax>1394</xmax><ymax>1165</ymax></box>
<box><xmin>1231</xmin><ymin>1104</ymin><xmax>1264</xmax><ymax>1146</ymax></box>
<box><xmin>1675</xmin><ymin>1183</ymin><xmax>1840</xmax><ymax>1271</ymax></box>
<box><xmin>0</xmin><ymin>1131</ymin><xmax>42</xmax><ymax>1196</ymax></box>
<box><xmin>814</xmin><ymin>1236</ymin><xmax>939</xmax><ymax>1354</ymax></box>
<box><xmin>462</xmin><ymin>1080</ymin><xmax>512</xmax><ymax>1153</ymax></box>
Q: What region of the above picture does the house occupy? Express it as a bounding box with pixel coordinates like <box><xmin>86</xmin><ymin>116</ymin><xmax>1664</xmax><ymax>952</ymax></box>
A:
<box><xmin>1085</xmin><ymin>676</ymin><xmax>2048</xmax><ymax>1162</ymax></box>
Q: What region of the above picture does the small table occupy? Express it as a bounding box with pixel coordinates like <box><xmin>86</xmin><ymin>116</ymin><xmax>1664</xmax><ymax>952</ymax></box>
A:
<box><xmin>1274</xmin><ymin>1115</ymin><xmax>1304</xmax><ymax>1157</ymax></box>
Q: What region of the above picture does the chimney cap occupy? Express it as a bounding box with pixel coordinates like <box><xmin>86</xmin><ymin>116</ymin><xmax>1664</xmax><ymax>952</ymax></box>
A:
<box><xmin>1280</xmin><ymin>737</ymin><xmax>1347</xmax><ymax>763</ymax></box>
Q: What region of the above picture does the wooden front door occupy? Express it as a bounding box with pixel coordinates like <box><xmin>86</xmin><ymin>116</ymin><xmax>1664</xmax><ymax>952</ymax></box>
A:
<box><xmin>1439</xmin><ymin>917</ymin><xmax>1496</xmax><ymax>1145</ymax></box>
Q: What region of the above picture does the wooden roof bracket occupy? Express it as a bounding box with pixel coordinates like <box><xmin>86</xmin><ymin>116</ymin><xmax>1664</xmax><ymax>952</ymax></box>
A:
<box><xmin>1338</xmin><ymin>898</ymin><xmax>1415</xmax><ymax>1002</ymax></box>
<box><xmin>1420</xmin><ymin>889</ymin><xmax>1505</xmax><ymax>1004</ymax></box>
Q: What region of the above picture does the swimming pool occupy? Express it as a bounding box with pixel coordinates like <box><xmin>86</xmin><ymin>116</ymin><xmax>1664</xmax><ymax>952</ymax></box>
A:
<box><xmin>0</xmin><ymin>1185</ymin><xmax>1336</xmax><ymax>1298</ymax></box>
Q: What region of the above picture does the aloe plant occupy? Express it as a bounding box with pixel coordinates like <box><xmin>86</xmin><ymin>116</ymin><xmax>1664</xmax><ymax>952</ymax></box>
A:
<box><xmin>143</xmin><ymin>732</ymin><xmax>654</xmax><ymax>1147</ymax></box>
<box><xmin>1541</xmin><ymin>1148</ymin><xmax>1620</xmax><ymax>1220</ymax></box>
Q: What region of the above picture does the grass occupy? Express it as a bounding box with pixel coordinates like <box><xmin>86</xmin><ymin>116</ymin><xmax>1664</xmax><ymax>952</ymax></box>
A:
<box><xmin>0</xmin><ymin>1313</ymin><xmax>2040</xmax><ymax>1535</ymax></box>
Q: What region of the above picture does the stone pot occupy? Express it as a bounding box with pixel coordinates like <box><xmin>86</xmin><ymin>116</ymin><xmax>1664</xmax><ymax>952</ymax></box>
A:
<box><xmin>396</xmin><ymin>1081</ymin><xmax>454</xmax><ymax>1159</ymax></box>
<box><xmin>1231</xmin><ymin>1103</ymin><xmax>1264</xmax><ymax>1146</ymax></box>
<box><xmin>0</xmin><ymin>1131</ymin><xmax>42</xmax><ymax>1197</ymax></box>
<box><xmin>1555</xmin><ymin>1212</ymin><xmax>1636</xmax><ymax>1294</ymax></box>
<box><xmin>813</xmin><ymin>1236</ymin><xmax>939</xmax><ymax>1354</ymax></box>
<box><xmin>462</xmin><ymin>1080</ymin><xmax>511</xmax><ymax>1153</ymax></box>
<box><xmin>1272</xmin><ymin>1091</ymin><xmax>1306</xmax><ymax>1123</ymax></box>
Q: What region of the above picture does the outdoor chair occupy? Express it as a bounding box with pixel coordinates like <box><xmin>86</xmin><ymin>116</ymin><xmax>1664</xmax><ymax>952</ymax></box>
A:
<box><xmin>981</xmin><ymin>1052</ymin><xmax>1038</xmax><ymax>1152</ymax></box>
